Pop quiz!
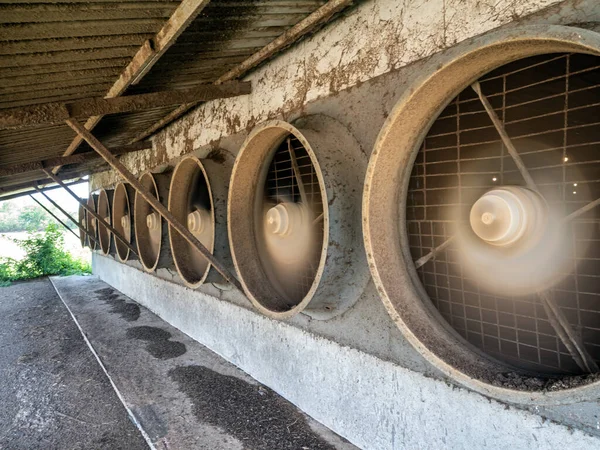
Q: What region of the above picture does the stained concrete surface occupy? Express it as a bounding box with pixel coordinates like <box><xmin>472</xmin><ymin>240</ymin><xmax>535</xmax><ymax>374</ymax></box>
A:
<box><xmin>0</xmin><ymin>278</ymin><xmax>147</xmax><ymax>450</ymax></box>
<box><xmin>51</xmin><ymin>275</ymin><xmax>354</xmax><ymax>450</ymax></box>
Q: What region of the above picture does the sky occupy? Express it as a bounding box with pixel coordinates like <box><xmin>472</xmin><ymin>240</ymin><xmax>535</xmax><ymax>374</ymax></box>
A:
<box><xmin>1</xmin><ymin>181</ymin><xmax>89</xmax><ymax>213</ymax></box>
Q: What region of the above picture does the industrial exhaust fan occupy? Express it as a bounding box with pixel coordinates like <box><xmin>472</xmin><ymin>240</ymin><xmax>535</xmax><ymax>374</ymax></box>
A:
<box><xmin>228</xmin><ymin>116</ymin><xmax>370</xmax><ymax>320</ymax></box>
<box><xmin>97</xmin><ymin>188</ymin><xmax>115</xmax><ymax>256</ymax></box>
<box><xmin>363</xmin><ymin>26</ymin><xmax>600</xmax><ymax>401</ymax></box>
<box><xmin>112</xmin><ymin>182</ymin><xmax>137</xmax><ymax>262</ymax></box>
<box><xmin>168</xmin><ymin>154</ymin><xmax>233</xmax><ymax>288</ymax></box>
<box><xmin>86</xmin><ymin>193</ymin><xmax>98</xmax><ymax>251</ymax></box>
<box><xmin>134</xmin><ymin>171</ymin><xmax>174</xmax><ymax>272</ymax></box>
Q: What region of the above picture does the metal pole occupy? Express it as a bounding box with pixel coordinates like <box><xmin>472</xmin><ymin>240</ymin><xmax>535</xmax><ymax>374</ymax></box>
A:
<box><xmin>0</xmin><ymin>178</ymin><xmax>85</xmax><ymax>201</ymax></box>
<box><xmin>34</xmin><ymin>187</ymin><xmax>99</xmax><ymax>247</ymax></box>
<box><xmin>65</xmin><ymin>118</ymin><xmax>243</xmax><ymax>292</ymax></box>
<box><xmin>42</xmin><ymin>169</ymin><xmax>138</xmax><ymax>257</ymax></box>
<box><xmin>29</xmin><ymin>195</ymin><xmax>80</xmax><ymax>240</ymax></box>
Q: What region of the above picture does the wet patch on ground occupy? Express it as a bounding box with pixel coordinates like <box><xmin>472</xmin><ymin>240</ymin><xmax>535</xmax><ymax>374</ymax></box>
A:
<box><xmin>169</xmin><ymin>365</ymin><xmax>337</xmax><ymax>450</ymax></box>
<box><xmin>94</xmin><ymin>287</ymin><xmax>140</xmax><ymax>321</ymax></box>
<box><xmin>127</xmin><ymin>326</ymin><xmax>186</xmax><ymax>360</ymax></box>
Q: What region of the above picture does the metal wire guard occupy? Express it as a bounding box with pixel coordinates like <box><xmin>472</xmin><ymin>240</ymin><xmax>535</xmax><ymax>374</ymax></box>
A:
<box><xmin>407</xmin><ymin>53</ymin><xmax>600</xmax><ymax>375</ymax></box>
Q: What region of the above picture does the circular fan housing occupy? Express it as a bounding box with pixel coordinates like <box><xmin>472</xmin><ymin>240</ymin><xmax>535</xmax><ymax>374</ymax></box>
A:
<box><xmin>112</xmin><ymin>182</ymin><xmax>136</xmax><ymax>262</ymax></box>
<box><xmin>97</xmin><ymin>188</ymin><xmax>114</xmax><ymax>256</ymax></box>
<box><xmin>134</xmin><ymin>171</ymin><xmax>173</xmax><ymax>272</ymax></box>
<box><xmin>86</xmin><ymin>194</ymin><xmax>98</xmax><ymax>251</ymax></box>
<box><xmin>364</xmin><ymin>26</ymin><xmax>600</xmax><ymax>402</ymax></box>
<box><xmin>168</xmin><ymin>157</ymin><xmax>215</xmax><ymax>287</ymax></box>
<box><xmin>78</xmin><ymin>202</ymin><xmax>87</xmax><ymax>248</ymax></box>
<box><xmin>229</xmin><ymin>116</ymin><xmax>369</xmax><ymax>320</ymax></box>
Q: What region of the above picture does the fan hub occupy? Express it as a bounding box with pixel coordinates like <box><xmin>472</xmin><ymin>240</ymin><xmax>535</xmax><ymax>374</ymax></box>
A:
<box><xmin>120</xmin><ymin>215</ymin><xmax>130</xmax><ymax>230</ymax></box>
<box><xmin>470</xmin><ymin>186</ymin><xmax>543</xmax><ymax>247</ymax></box>
<box><xmin>187</xmin><ymin>209</ymin><xmax>210</xmax><ymax>235</ymax></box>
<box><xmin>146</xmin><ymin>212</ymin><xmax>160</xmax><ymax>230</ymax></box>
<box><xmin>266</xmin><ymin>203</ymin><xmax>303</xmax><ymax>236</ymax></box>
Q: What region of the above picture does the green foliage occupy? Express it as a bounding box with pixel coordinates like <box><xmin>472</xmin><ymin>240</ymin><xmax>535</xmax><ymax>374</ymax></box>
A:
<box><xmin>17</xmin><ymin>206</ymin><xmax>52</xmax><ymax>231</ymax></box>
<box><xmin>0</xmin><ymin>224</ymin><xmax>91</xmax><ymax>286</ymax></box>
<box><xmin>0</xmin><ymin>199</ymin><xmax>78</xmax><ymax>233</ymax></box>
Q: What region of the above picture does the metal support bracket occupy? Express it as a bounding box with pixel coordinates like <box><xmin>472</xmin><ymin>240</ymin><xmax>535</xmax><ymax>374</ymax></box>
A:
<box><xmin>43</xmin><ymin>169</ymin><xmax>138</xmax><ymax>257</ymax></box>
<box><xmin>64</xmin><ymin>118</ymin><xmax>243</xmax><ymax>292</ymax></box>
<box><xmin>29</xmin><ymin>195</ymin><xmax>80</xmax><ymax>241</ymax></box>
<box><xmin>35</xmin><ymin>186</ymin><xmax>99</xmax><ymax>248</ymax></box>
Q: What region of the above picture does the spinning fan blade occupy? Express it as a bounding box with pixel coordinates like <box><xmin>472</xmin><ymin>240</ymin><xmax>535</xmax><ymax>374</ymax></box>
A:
<box><xmin>168</xmin><ymin>156</ymin><xmax>222</xmax><ymax>287</ymax></box>
<box><xmin>260</xmin><ymin>200</ymin><xmax>319</xmax><ymax>301</ymax></box>
<box><xmin>454</xmin><ymin>186</ymin><xmax>571</xmax><ymax>296</ymax></box>
<box><xmin>229</xmin><ymin>117</ymin><xmax>369</xmax><ymax>319</ymax></box>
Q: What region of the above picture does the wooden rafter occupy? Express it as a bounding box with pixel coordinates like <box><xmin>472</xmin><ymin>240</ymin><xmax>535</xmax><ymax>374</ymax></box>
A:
<box><xmin>0</xmin><ymin>178</ymin><xmax>85</xmax><ymax>200</ymax></box>
<box><xmin>0</xmin><ymin>82</ymin><xmax>250</xmax><ymax>129</ymax></box>
<box><xmin>55</xmin><ymin>0</ymin><xmax>212</xmax><ymax>171</ymax></box>
<box><xmin>0</xmin><ymin>141</ymin><xmax>151</xmax><ymax>177</ymax></box>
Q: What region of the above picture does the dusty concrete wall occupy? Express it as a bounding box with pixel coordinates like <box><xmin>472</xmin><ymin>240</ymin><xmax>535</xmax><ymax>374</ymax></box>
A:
<box><xmin>91</xmin><ymin>0</ymin><xmax>600</xmax><ymax>447</ymax></box>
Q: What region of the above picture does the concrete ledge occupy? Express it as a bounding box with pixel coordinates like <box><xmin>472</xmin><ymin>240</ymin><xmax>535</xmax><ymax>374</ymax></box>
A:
<box><xmin>94</xmin><ymin>254</ymin><xmax>600</xmax><ymax>449</ymax></box>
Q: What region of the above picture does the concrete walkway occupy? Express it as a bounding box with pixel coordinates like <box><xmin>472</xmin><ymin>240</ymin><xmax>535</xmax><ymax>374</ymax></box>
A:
<box><xmin>50</xmin><ymin>275</ymin><xmax>354</xmax><ymax>450</ymax></box>
<box><xmin>0</xmin><ymin>278</ymin><xmax>147</xmax><ymax>449</ymax></box>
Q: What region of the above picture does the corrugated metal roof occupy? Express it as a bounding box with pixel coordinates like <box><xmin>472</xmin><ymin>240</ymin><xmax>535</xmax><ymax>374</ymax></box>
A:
<box><xmin>93</xmin><ymin>0</ymin><xmax>330</xmax><ymax>148</ymax></box>
<box><xmin>0</xmin><ymin>0</ymin><xmax>342</xmax><ymax>195</ymax></box>
<box><xmin>0</xmin><ymin>0</ymin><xmax>180</xmax><ymax>192</ymax></box>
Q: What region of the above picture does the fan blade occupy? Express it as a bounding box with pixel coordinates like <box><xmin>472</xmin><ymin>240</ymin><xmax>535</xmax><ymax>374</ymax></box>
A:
<box><xmin>471</xmin><ymin>81</ymin><xmax>538</xmax><ymax>192</ymax></box>
<box><xmin>288</xmin><ymin>137</ymin><xmax>308</xmax><ymax>206</ymax></box>
<box><xmin>260</xmin><ymin>201</ymin><xmax>319</xmax><ymax>302</ymax></box>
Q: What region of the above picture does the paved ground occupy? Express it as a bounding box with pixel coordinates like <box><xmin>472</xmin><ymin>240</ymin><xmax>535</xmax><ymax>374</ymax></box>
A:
<box><xmin>51</xmin><ymin>275</ymin><xmax>355</xmax><ymax>450</ymax></box>
<box><xmin>0</xmin><ymin>278</ymin><xmax>147</xmax><ymax>450</ymax></box>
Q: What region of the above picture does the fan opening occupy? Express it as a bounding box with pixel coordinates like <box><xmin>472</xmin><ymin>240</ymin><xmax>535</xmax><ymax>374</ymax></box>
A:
<box><xmin>134</xmin><ymin>173</ymin><xmax>162</xmax><ymax>271</ymax></box>
<box><xmin>256</xmin><ymin>134</ymin><xmax>325</xmax><ymax>308</ymax></box>
<box><xmin>407</xmin><ymin>52</ymin><xmax>600</xmax><ymax>377</ymax></box>
<box><xmin>97</xmin><ymin>189</ymin><xmax>112</xmax><ymax>256</ymax></box>
<box><xmin>113</xmin><ymin>182</ymin><xmax>133</xmax><ymax>262</ymax></box>
<box><xmin>169</xmin><ymin>157</ymin><xmax>215</xmax><ymax>287</ymax></box>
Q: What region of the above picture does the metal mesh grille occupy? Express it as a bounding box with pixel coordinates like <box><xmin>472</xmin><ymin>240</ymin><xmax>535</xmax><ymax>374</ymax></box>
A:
<box><xmin>407</xmin><ymin>53</ymin><xmax>600</xmax><ymax>375</ymax></box>
<box><xmin>263</xmin><ymin>135</ymin><xmax>324</xmax><ymax>301</ymax></box>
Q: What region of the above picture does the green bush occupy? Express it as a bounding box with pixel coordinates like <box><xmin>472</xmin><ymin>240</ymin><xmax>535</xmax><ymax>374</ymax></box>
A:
<box><xmin>0</xmin><ymin>223</ymin><xmax>91</xmax><ymax>286</ymax></box>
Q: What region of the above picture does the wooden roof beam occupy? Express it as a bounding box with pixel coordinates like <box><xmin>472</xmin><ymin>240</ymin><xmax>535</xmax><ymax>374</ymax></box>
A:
<box><xmin>0</xmin><ymin>141</ymin><xmax>151</xmax><ymax>177</ymax></box>
<box><xmin>0</xmin><ymin>81</ymin><xmax>250</xmax><ymax>129</ymax></box>
<box><xmin>0</xmin><ymin>178</ymin><xmax>86</xmax><ymax>202</ymax></box>
<box><xmin>56</xmin><ymin>0</ymin><xmax>211</xmax><ymax>171</ymax></box>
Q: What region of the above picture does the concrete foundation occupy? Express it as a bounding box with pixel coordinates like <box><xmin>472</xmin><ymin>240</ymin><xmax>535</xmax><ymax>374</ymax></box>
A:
<box><xmin>90</xmin><ymin>0</ymin><xmax>600</xmax><ymax>448</ymax></box>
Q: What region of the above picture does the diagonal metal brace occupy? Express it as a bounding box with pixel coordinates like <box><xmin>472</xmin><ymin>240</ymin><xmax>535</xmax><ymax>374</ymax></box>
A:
<box><xmin>64</xmin><ymin>118</ymin><xmax>243</xmax><ymax>292</ymax></box>
<box><xmin>34</xmin><ymin>186</ymin><xmax>99</xmax><ymax>248</ymax></box>
<box><xmin>43</xmin><ymin>169</ymin><xmax>138</xmax><ymax>257</ymax></box>
<box><xmin>29</xmin><ymin>195</ymin><xmax>80</xmax><ymax>241</ymax></box>
<box><xmin>539</xmin><ymin>291</ymin><xmax>599</xmax><ymax>373</ymax></box>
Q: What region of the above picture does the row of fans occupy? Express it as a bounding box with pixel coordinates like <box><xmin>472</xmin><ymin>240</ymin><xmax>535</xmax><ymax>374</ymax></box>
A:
<box><xmin>79</xmin><ymin>26</ymin><xmax>600</xmax><ymax>399</ymax></box>
<box><xmin>80</xmin><ymin>117</ymin><xmax>368</xmax><ymax>321</ymax></box>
